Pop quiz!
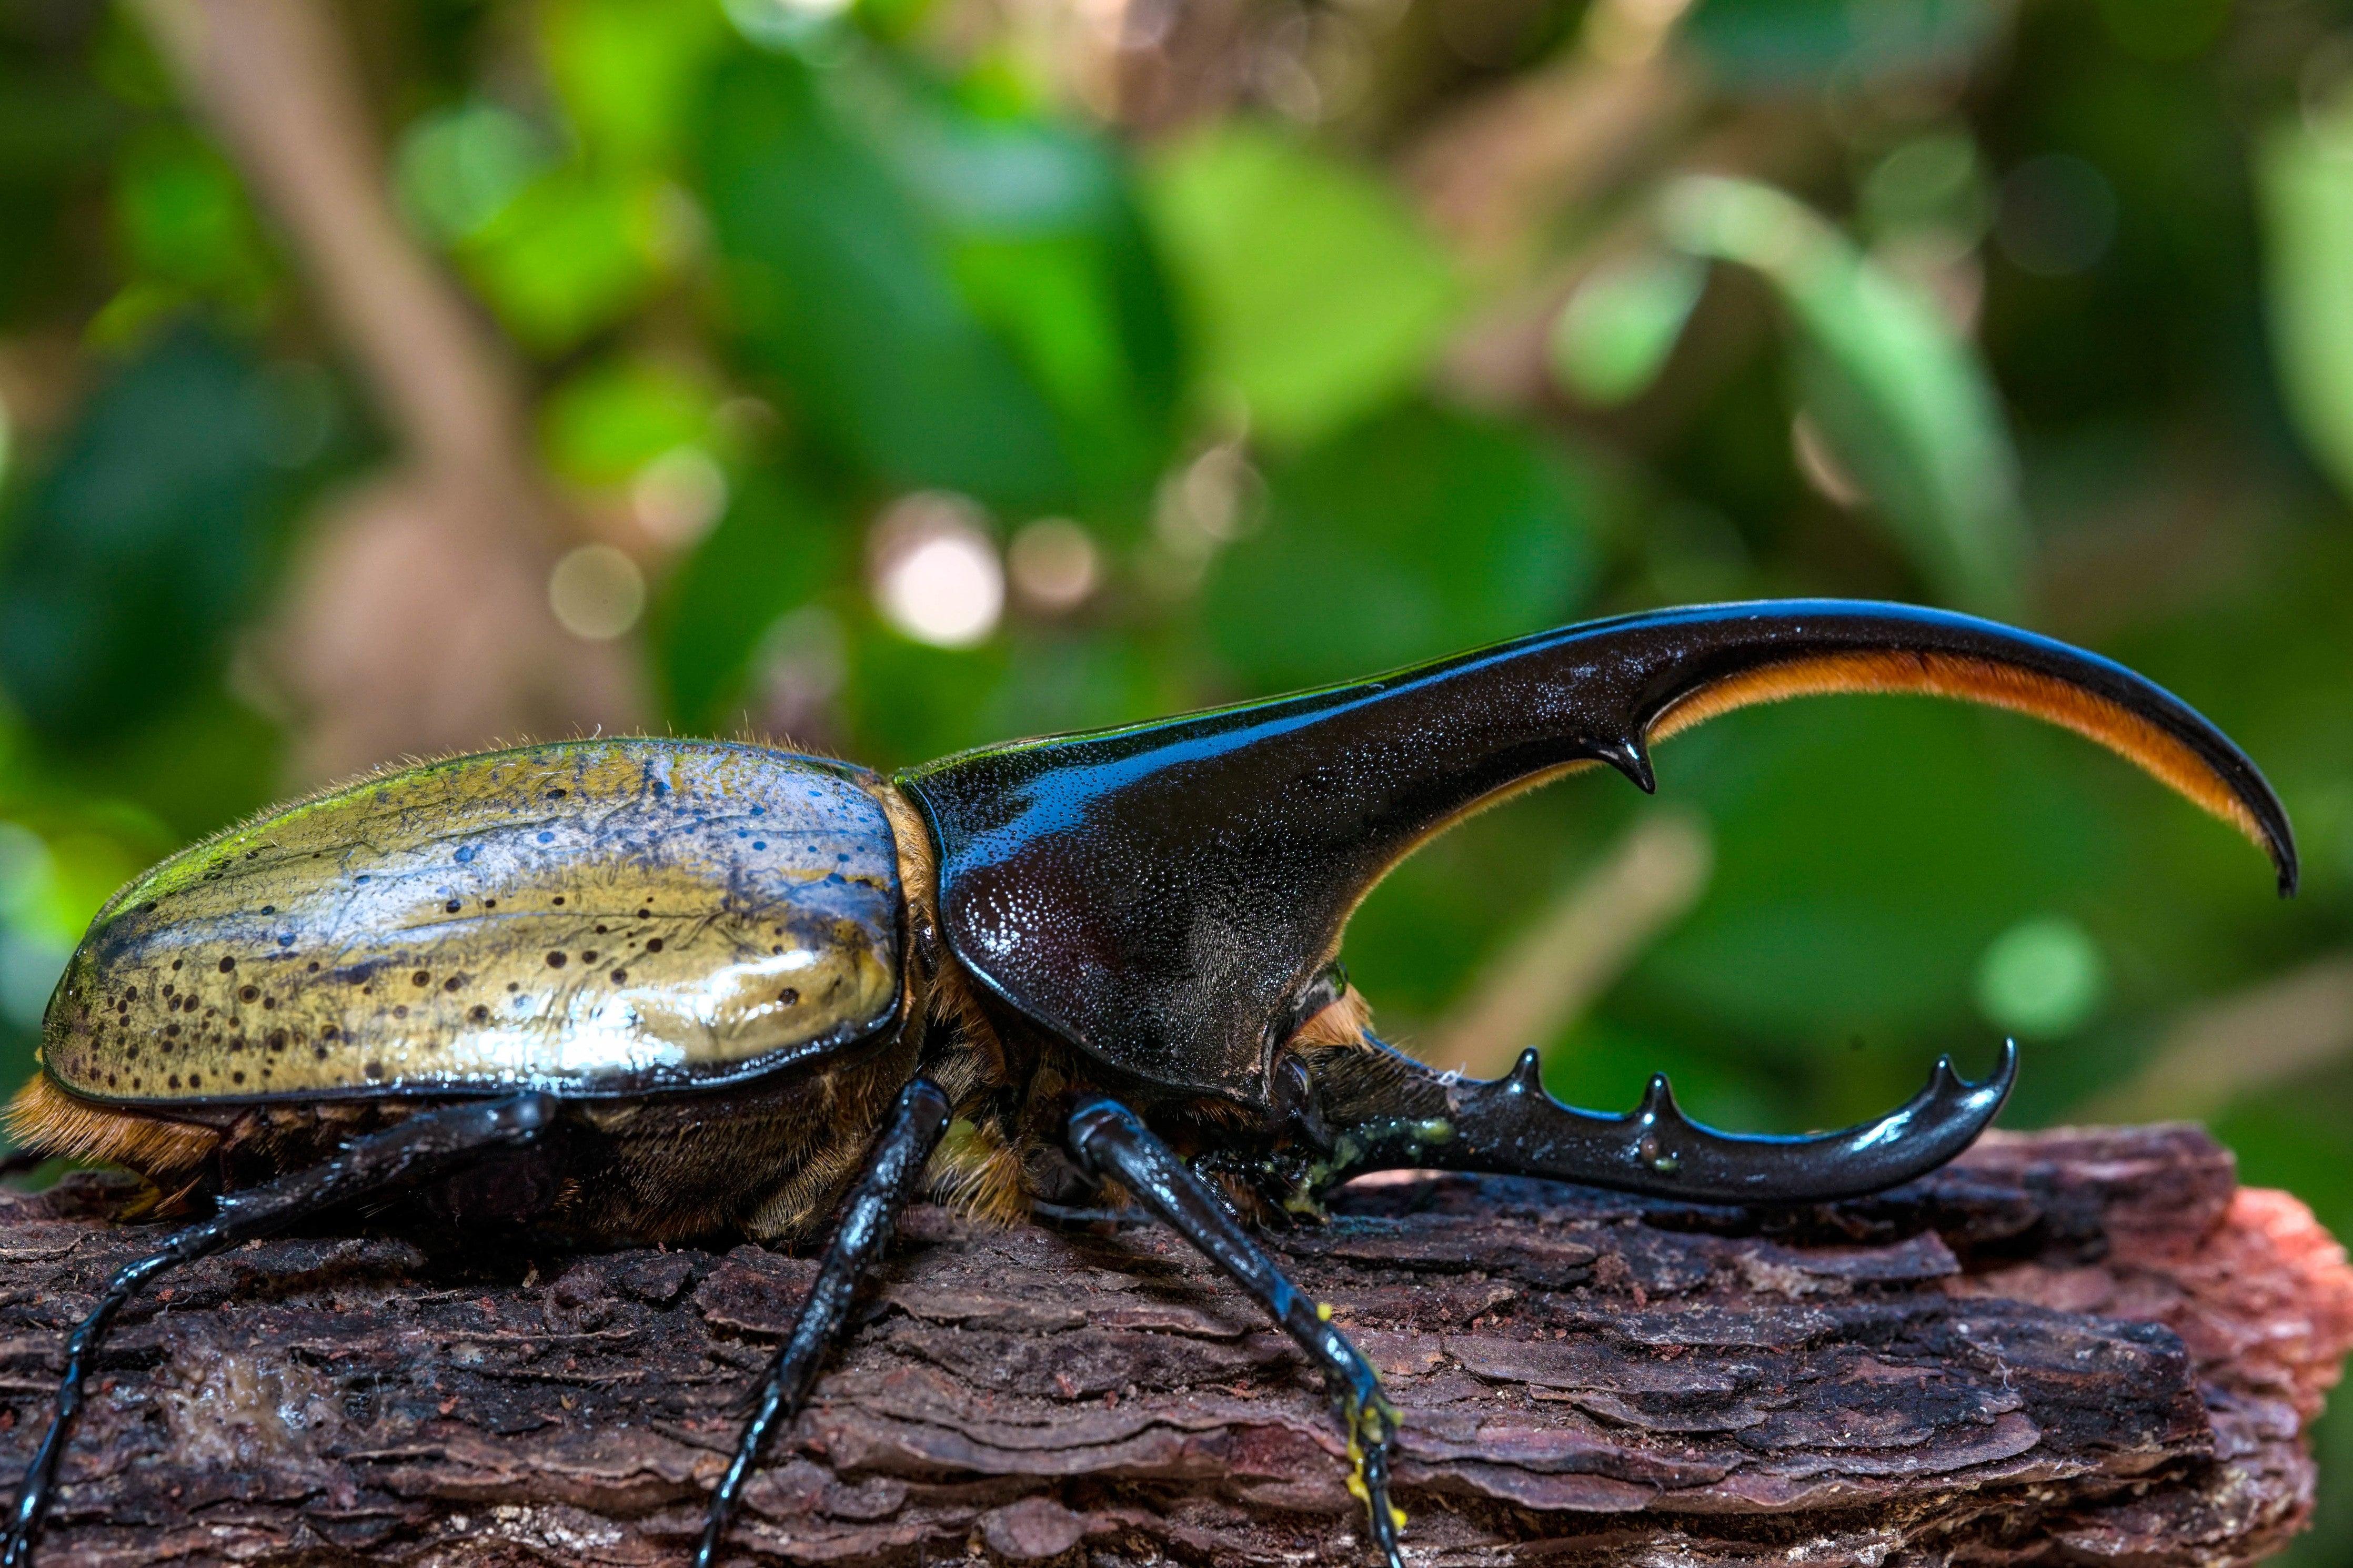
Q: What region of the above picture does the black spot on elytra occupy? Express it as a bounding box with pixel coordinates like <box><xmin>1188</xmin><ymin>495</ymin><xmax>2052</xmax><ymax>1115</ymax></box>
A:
<box><xmin>262</xmin><ymin>997</ymin><xmax>276</xmax><ymax>1010</ymax></box>
<box><xmin>610</xmin><ymin>969</ymin><xmax>627</xmax><ymax>984</ymax></box>
<box><xmin>445</xmin><ymin>900</ymin><xmax>462</xmax><ymax>914</ymax></box>
<box><xmin>364</xmin><ymin>1061</ymin><xmax>384</xmax><ymax>1079</ymax></box>
<box><xmin>485</xmin><ymin>898</ymin><xmax>497</xmax><ymax>908</ymax></box>
<box><xmin>646</xmin><ymin>938</ymin><xmax>664</xmax><ymax>953</ymax></box>
<box><xmin>239</xmin><ymin>986</ymin><xmax>258</xmax><ymax>1002</ymax></box>
<box><xmin>232</xmin><ymin>1071</ymin><xmax>245</xmax><ymax>1085</ymax></box>
<box><xmin>582</xmin><ymin>950</ymin><xmax>598</xmax><ymax>963</ymax></box>
<box><xmin>170</xmin><ymin>960</ymin><xmax>183</xmax><ymax>972</ymax></box>
<box><xmin>260</xmin><ymin>905</ymin><xmax>275</xmax><ymax>915</ymax></box>
<box><xmin>219</xmin><ymin>957</ymin><xmax>235</xmax><ymax>973</ymax></box>
<box><xmin>469</xmin><ymin>1005</ymin><xmax>489</xmax><ymax>1021</ymax></box>
<box><xmin>778</xmin><ymin>988</ymin><xmax>799</xmax><ymax>1006</ymax></box>
<box><xmin>412</xmin><ymin>970</ymin><xmax>430</xmax><ymax>987</ymax></box>
<box><xmin>552</xmin><ymin>896</ymin><xmax>566</xmax><ymax>906</ymax></box>
<box><xmin>444</xmin><ymin>976</ymin><xmax>462</xmax><ymax>992</ymax></box>
<box><xmin>314</xmin><ymin>1046</ymin><xmax>328</xmax><ymax>1060</ymax></box>
<box><xmin>187</xmin><ymin>1074</ymin><xmax>200</xmax><ymax>1088</ymax></box>
<box><xmin>547</xmin><ymin>952</ymin><xmax>568</xmax><ymax>968</ymax></box>
<box><xmin>393</xmin><ymin>1005</ymin><xmax>408</xmax><ymax>1018</ymax></box>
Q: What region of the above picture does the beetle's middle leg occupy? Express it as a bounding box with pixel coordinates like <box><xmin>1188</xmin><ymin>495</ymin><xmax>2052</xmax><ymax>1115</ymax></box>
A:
<box><xmin>1068</xmin><ymin>1098</ymin><xmax>1406</xmax><ymax>1568</ymax></box>
<box><xmin>696</xmin><ymin>1078</ymin><xmax>950</xmax><ymax>1568</ymax></box>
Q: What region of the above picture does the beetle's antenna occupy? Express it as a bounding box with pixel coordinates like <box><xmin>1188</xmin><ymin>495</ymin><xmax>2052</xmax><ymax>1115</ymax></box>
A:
<box><xmin>1302</xmin><ymin>1032</ymin><xmax>2016</xmax><ymax>1203</ymax></box>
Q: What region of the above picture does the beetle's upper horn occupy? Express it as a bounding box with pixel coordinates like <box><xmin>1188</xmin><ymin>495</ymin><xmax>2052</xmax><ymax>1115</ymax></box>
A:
<box><xmin>899</xmin><ymin>600</ymin><xmax>2296</xmax><ymax>1103</ymax></box>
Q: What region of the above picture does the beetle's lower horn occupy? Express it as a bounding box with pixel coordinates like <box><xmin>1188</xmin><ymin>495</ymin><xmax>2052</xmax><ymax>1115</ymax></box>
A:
<box><xmin>1323</xmin><ymin>1037</ymin><xmax>2016</xmax><ymax>1205</ymax></box>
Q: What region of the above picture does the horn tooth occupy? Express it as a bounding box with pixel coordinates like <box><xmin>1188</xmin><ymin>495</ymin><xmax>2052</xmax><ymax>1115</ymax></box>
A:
<box><xmin>1595</xmin><ymin>737</ymin><xmax>1658</xmax><ymax>794</ymax></box>
<box><xmin>1637</xmin><ymin>1073</ymin><xmax>1677</xmax><ymax>1122</ymax></box>
<box><xmin>1929</xmin><ymin>1055</ymin><xmax>1962</xmax><ymax>1095</ymax></box>
<box><xmin>1507</xmin><ymin>1048</ymin><xmax>1545</xmax><ymax>1093</ymax></box>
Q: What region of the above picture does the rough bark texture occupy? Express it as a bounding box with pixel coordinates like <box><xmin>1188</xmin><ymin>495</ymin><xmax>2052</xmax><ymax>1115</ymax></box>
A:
<box><xmin>0</xmin><ymin>1125</ymin><xmax>2346</xmax><ymax>1567</ymax></box>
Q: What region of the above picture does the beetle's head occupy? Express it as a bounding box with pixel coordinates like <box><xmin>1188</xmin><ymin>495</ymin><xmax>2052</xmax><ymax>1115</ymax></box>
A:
<box><xmin>898</xmin><ymin>601</ymin><xmax>2294</xmax><ymax>1207</ymax></box>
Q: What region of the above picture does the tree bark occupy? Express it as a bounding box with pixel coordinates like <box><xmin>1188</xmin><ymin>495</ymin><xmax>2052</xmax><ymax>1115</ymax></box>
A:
<box><xmin>0</xmin><ymin>1124</ymin><xmax>2346</xmax><ymax>1567</ymax></box>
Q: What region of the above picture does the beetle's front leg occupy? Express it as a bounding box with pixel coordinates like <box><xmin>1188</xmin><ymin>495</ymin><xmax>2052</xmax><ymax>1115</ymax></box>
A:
<box><xmin>1068</xmin><ymin>1099</ymin><xmax>1405</xmax><ymax>1568</ymax></box>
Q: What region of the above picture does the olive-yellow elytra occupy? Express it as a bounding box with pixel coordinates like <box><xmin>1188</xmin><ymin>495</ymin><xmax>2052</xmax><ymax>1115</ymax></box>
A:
<box><xmin>0</xmin><ymin>601</ymin><xmax>2296</xmax><ymax>1568</ymax></box>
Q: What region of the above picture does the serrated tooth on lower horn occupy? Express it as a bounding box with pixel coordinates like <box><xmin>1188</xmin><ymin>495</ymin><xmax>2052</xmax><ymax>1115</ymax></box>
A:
<box><xmin>1507</xmin><ymin>1048</ymin><xmax>1544</xmax><ymax>1091</ymax></box>
<box><xmin>1638</xmin><ymin>1073</ymin><xmax>1675</xmax><ymax>1120</ymax></box>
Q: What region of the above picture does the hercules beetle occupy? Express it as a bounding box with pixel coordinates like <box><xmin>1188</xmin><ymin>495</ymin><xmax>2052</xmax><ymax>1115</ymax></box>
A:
<box><xmin>0</xmin><ymin>600</ymin><xmax>2296</xmax><ymax>1567</ymax></box>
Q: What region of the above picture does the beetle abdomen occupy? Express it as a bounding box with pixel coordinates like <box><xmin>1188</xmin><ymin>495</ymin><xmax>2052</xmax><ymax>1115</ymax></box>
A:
<box><xmin>41</xmin><ymin>740</ymin><xmax>903</xmax><ymax>1104</ymax></box>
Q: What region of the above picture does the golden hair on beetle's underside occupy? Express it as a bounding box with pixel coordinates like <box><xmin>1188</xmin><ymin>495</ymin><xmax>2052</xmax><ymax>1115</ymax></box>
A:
<box><xmin>1645</xmin><ymin>650</ymin><xmax>2270</xmax><ymax>852</ymax></box>
<box><xmin>4</xmin><ymin>1075</ymin><xmax>217</xmax><ymax>1180</ymax></box>
<box><xmin>1292</xmin><ymin>986</ymin><xmax>1375</xmax><ymax>1050</ymax></box>
<box><xmin>927</xmin><ymin>1116</ymin><xmax>1028</xmax><ymax>1227</ymax></box>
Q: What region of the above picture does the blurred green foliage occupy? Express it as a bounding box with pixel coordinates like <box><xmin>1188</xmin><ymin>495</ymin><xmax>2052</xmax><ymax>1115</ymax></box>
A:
<box><xmin>1</xmin><ymin>0</ymin><xmax>2352</xmax><ymax>1554</ymax></box>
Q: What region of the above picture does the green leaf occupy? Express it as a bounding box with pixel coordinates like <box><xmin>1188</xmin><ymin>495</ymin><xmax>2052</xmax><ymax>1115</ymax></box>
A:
<box><xmin>1661</xmin><ymin>175</ymin><xmax>2027</xmax><ymax>612</ymax></box>
<box><xmin>540</xmin><ymin>0</ymin><xmax>728</xmax><ymax>168</ymax></box>
<box><xmin>394</xmin><ymin>103</ymin><xmax>554</xmax><ymax>244</ymax></box>
<box><xmin>698</xmin><ymin>52</ymin><xmax>1078</xmax><ymax>510</ymax></box>
<box><xmin>858</xmin><ymin>80</ymin><xmax>1182</xmax><ymax>510</ymax></box>
<box><xmin>540</xmin><ymin>357</ymin><xmax>719</xmax><ymax>489</ymax></box>
<box><xmin>457</xmin><ymin>167</ymin><xmax>671</xmax><ymax>354</ymax></box>
<box><xmin>111</xmin><ymin>126</ymin><xmax>275</xmax><ymax>308</ymax></box>
<box><xmin>0</xmin><ymin>322</ymin><xmax>310</xmax><ymax>746</ymax></box>
<box><xmin>2257</xmin><ymin>104</ymin><xmax>2353</xmax><ymax>509</ymax></box>
<box><xmin>1204</xmin><ymin>404</ymin><xmax>1601</xmax><ymax>691</ymax></box>
<box><xmin>839</xmin><ymin>620</ymin><xmax>1010</xmax><ymax>767</ymax></box>
<box><xmin>1143</xmin><ymin>123</ymin><xmax>1459</xmax><ymax>444</ymax></box>
<box><xmin>1547</xmin><ymin>251</ymin><xmax>1706</xmax><ymax>407</ymax></box>
<box><xmin>656</xmin><ymin>470</ymin><xmax>842</xmax><ymax>728</ymax></box>
<box><xmin>1686</xmin><ymin>0</ymin><xmax>2002</xmax><ymax>86</ymax></box>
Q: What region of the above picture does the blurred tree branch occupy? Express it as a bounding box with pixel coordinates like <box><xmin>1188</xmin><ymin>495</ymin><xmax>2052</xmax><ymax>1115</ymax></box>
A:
<box><xmin>133</xmin><ymin>0</ymin><xmax>639</xmax><ymax>781</ymax></box>
<box><xmin>2084</xmin><ymin>953</ymin><xmax>2353</xmax><ymax>1124</ymax></box>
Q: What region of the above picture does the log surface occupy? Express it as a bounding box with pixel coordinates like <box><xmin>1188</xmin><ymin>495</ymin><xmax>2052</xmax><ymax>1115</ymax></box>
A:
<box><xmin>0</xmin><ymin>1125</ymin><xmax>2346</xmax><ymax>1566</ymax></box>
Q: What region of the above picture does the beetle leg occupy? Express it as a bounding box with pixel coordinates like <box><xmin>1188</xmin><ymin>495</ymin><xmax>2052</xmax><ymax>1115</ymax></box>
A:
<box><xmin>696</xmin><ymin>1079</ymin><xmax>950</xmax><ymax>1568</ymax></box>
<box><xmin>1068</xmin><ymin>1099</ymin><xmax>1406</xmax><ymax>1568</ymax></box>
<box><xmin>0</xmin><ymin>1092</ymin><xmax>554</xmax><ymax>1568</ymax></box>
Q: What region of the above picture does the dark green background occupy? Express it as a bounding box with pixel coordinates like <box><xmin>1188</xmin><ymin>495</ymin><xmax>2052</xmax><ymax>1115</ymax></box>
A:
<box><xmin>1</xmin><ymin>0</ymin><xmax>2349</xmax><ymax>1557</ymax></box>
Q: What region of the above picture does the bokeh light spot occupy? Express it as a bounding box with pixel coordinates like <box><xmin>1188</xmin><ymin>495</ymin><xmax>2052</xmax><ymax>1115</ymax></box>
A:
<box><xmin>1009</xmin><ymin>519</ymin><xmax>1102</xmax><ymax>614</ymax></box>
<box><xmin>632</xmin><ymin>447</ymin><xmax>729</xmax><ymax>546</ymax></box>
<box><xmin>1975</xmin><ymin>916</ymin><xmax>2107</xmax><ymax>1038</ymax></box>
<box><xmin>870</xmin><ymin>494</ymin><xmax>1003</xmax><ymax>648</ymax></box>
<box><xmin>549</xmin><ymin>544</ymin><xmax>648</xmax><ymax>641</ymax></box>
